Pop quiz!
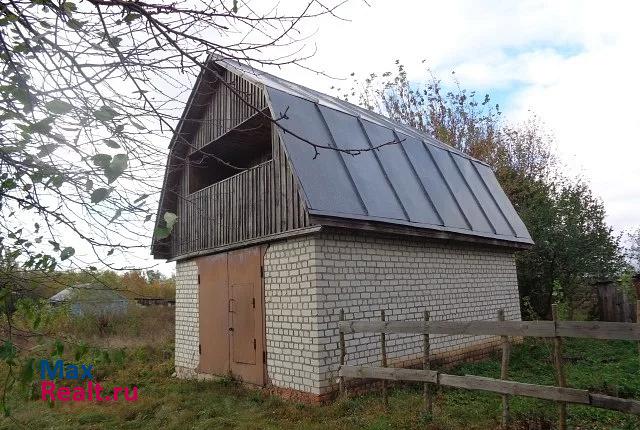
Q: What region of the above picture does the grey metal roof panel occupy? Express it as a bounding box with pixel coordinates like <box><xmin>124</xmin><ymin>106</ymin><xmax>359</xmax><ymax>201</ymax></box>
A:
<box><xmin>209</xmin><ymin>57</ymin><xmax>533</xmax><ymax>245</ymax></box>
<box><xmin>267</xmin><ymin>85</ymin><xmax>532</xmax><ymax>245</ymax></box>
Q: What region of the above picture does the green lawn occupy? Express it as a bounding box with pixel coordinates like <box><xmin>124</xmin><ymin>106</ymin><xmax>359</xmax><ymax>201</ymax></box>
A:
<box><xmin>2</xmin><ymin>338</ymin><xmax>639</xmax><ymax>429</ymax></box>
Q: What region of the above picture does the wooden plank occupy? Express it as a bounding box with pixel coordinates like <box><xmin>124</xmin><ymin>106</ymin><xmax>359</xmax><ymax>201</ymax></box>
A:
<box><xmin>380</xmin><ymin>310</ymin><xmax>388</xmax><ymax>409</ymax></box>
<box><xmin>338</xmin><ymin>320</ymin><xmax>556</xmax><ymax>337</ymax></box>
<box><xmin>552</xmin><ymin>304</ymin><xmax>567</xmax><ymax>430</ymax></box>
<box><xmin>339</xmin><ymin>366</ymin><xmax>438</xmax><ymax>383</ymax></box>
<box><xmin>339</xmin><ymin>309</ymin><xmax>346</xmax><ymax>396</ymax></box>
<box><xmin>338</xmin><ymin>320</ymin><xmax>640</xmax><ymax>341</ymax></box>
<box><xmin>423</xmin><ymin>310</ymin><xmax>432</xmax><ymax>414</ymax></box>
<box><xmin>590</xmin><ymin>394</ymin><xmax>640</xmax><ymax>415</ymax></box>
<box><xmin>556</xmin><ymin>321</ymin><xmax>640</xmax><ymax>340</ymax></box>
<box><xmin>438</xmin><ymin>374</ymin><xmax>591</xmax><ymax>404</ymax></box>
<box><xmin>498</xmin><ymin>309</ymin><xmax>511</xmax><ymax>426</ymax></box>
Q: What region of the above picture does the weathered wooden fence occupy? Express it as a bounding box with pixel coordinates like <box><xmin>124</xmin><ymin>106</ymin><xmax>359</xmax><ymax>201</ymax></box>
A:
<box><xmin>338</xmin><ymin>303</ymin><xmax>640</xmax><ymax>429</ymax></box>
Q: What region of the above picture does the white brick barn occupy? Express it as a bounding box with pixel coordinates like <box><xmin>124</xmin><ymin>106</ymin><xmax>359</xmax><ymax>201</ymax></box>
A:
<box><xmin>153</xmin><ymin>58</ymin><xmax>533</xmax><ymax>402</ymax></box>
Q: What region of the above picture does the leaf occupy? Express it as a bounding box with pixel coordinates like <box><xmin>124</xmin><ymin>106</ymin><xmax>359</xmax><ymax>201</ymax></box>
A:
<box><xmin>104</xmin><ymin>139</ymin><xmax>120</xmax><ymax>148</ymax></box>
<box><xmin>45</xmin><ymin>100</ymin><xmax>73</xmax><ymax>115</ymax></box>
<box><xmin>53</xmin><ymin>340</ymin><xmax>64</xmax><ymax>357</ymax></box>
<box><xmin>37</xmin><ymin>143</ymin><xmax>58</xmax><ymax>157</ymax></box>
<box><xmin>107</xmin><ymin>248</ymin><xmax>114</xmax><ymax>256</ymax></box>
<box><xmin>94</xmin><ymin>105</ymin><xmax>118</xmax><ymax>122</ymax></box>
<box><xmin>164</xmin><ymin>212</ymin><xmax>178</xmax><ymax>230</ymax></box>
<box><xmin>66</xmin><ymin>18</ymin><xmax>84</xmax><ymax>30</ymax></box>
<box><xmin>154</xmin><ymin>226</ymin><xmax>171</xmax><ymax>240</ymax></box>
<box><xmin>0</xmin><ymin>341</ymin><xmax>17</xmax><ymax>362</ymax></box>
<box><xmin>144</xmin><ymin>214</ymin><xmax>152</xmax><ymax>222</ymax></box>
<box><xmin>85</xmin><ymin>179</ymin><xmax>93</xmax><ymax>191</ymax></box>
<box><xmin>90</xmin><ymin>188</ymin><xmax>110</xmax><ymax>203</ymax></box>
<box><xmin>48</xmin><ymin>240</ymin><xmax>60</xmax><ymax>251</ymax></box>
<box><xmin>110</xmin><ymin>208</ymin><xmax>122</xmax><ymax>223</ymax></box>
<box><xmin>131</xmin><ymin>120</ymin><xmax>146</xmax><ymax>130</ymax></box>
<box><xmin>123</xmin><ymin>13</ymin><xmax>141</xmax><ymax>23</ymax></box>
<box><xmin>134</xmin><ymin>194</ymin><xmax>149</xmax><ymax>203</ymax></box>
<box><xmin>105</xmin><ymin>153</ymin><xmax>128</xmax><ymax>183</ymax></box>
<box><xmin>19</xmin><ymin>358</ymin><xmax>35</xmax><ymax>386</ymax></box>
<box><xmin>92</xmin><ymin>153</ymin><xmax>112</xmax><ymax>169</ymax></box>
<box><xmin>60</xmin><ymin>246</ymin><xmax>75</xmax><ymax>261</ymax></box>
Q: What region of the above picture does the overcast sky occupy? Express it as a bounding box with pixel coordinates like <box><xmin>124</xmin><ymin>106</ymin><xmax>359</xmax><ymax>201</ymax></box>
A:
<box><xmin>271</xmin><ymin>0</ymin><xmax>639</xmax><ymax>234</ymax></box>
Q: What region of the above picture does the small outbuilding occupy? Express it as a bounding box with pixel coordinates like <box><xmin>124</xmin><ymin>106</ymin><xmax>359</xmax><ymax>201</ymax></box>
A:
<box><xmin>49</xmin><ymin>283</ymin><xmax>130</xmax><ymax>317</ymax></box>
<box><xmin>153</xmin><ymin>58</ymin><xmax>533</xmax><ymax>402</ymax></box>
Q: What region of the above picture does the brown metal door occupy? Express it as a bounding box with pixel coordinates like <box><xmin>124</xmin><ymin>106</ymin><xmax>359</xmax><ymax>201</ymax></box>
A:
<box><xmin>196</xmin><ymin>253</ymin><xmax>230</xmax><ymax>375</ymax></box>
<box><xmin>230</xmin><ymin>283</ymin><xmax>256</xmax><ymax>364</ymax></box>
<box><xmin>228</xmin><ymin>247</ymin><xmax>265</xmax><ymax>385</ymax></box>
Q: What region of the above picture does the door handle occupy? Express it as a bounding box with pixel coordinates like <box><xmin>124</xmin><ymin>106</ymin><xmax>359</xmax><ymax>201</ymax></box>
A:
<box><xmin>228</xmin><ymin>298</ymin><xmax>234</xmax><ymax>313</ymax></box>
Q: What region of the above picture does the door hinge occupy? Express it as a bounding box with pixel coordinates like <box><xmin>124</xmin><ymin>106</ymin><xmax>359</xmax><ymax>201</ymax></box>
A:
<box><xmin>197</xmin><ymin>274</ymin><xmax>200</xmax><ymax>284</ymax></box>
<box><xmin>198</xmin><ymin>344</ymin><xmax>201</xmax><ymax>355</ymax></box>
<box><xmin>263</xmin><ymin>351</ymin><xmax>267</xmax><ymax>364</ymax></box>
<box><xmin>260</xmin><ymin>265</ymin><xmax>264</xmax><ymax>278</ymax></box>
<box><xmin>253</xmin><ymin>338</ymin><xmax>256</xmax><ymax>350</ymax></box>
<box><xmin>252</xmin><ymin>297</ymin><xmax>255</xmax><ymax>308</ymax></box>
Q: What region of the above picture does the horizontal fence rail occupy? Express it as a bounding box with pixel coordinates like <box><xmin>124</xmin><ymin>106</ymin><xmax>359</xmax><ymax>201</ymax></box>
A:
<box><xmin>337</xmin><ymin>304</ymin><xmax>640</xmax><ymax>428</ymax></box>
<box><xmin>338</xmin><ymin>320</ymin><xmax>640</xmax><ymax>341</ymax></box>
<box><xmin>339</xmin><ymin>366</ymin><xmax>640</xmax><ymax>414</ymax></box>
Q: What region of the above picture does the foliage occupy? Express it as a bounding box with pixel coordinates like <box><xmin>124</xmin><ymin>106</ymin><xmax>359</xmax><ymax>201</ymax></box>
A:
<box><xmin>344</xmin><ymin>62</ymin><xmax>624</xmax><ymax>318</ymax></box>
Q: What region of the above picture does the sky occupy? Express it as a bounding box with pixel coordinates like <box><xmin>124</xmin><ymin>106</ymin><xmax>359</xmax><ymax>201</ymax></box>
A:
<box><xmin>150</xmin><ymin>0</ymin><xmax>639</xmax><ymax>274</ymax></box>
<box><xmin>271</xmin><ymin>0</ymin><xmax>639</xmax><ymax>234</ymax></box>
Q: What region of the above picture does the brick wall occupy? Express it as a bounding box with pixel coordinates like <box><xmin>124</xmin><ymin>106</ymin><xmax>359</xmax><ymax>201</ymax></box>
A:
<box><xmin>263</xmin><ymin>230</ymin><xmax>521</xmax><ymax>395</ymax></box>
<box><xmin>174</xmin><ymin>259</ymin><xmax>199</xmax><ymax>376</ymax></box>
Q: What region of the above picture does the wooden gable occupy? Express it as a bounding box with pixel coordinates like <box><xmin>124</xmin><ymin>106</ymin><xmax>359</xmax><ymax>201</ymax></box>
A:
<box><xmin>153</xmin><ymin>67</ymin><xmax>311</xmax><ymax>260</ymax></box>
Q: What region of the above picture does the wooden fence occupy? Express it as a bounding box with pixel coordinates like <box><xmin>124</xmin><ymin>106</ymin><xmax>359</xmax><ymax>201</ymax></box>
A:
<box><xmin>338</xmin><ymin>303</ymin><xmax>640</xmax><ymax>429</ymax></box>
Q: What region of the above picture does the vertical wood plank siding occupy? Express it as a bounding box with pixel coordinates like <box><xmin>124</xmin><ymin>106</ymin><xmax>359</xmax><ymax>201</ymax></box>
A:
<box><xmin>191</xmin><ymin>69</ymin><xmax>268</xmax><ymax>152</ymax></box>
<box><xmin>169</xmin><ymin>71</ymin><xmax>310</xmax><ymax>257</ymax></box>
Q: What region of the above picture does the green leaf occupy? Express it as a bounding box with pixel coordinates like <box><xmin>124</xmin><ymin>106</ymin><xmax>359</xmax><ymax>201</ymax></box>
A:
<box><xmin>37</xmin><ymin>143</ymin><xmax>58</xmax><ymax>157</ymax></box>
<box><xmin>53</xmin><ymin>340</ymin><xmax>64</xmax><ymax>357</ymax></box>
<box><xmin>90</xmin><ymin>187</ymin><xmax>110</xmax><ymax>203</ymax></box>
<box><xmin>144</xmin><ymin>214</ymin><xmax>152</xmax><ymax>222</ymax></box>
<box><xmin>105</xmin><ymin>153</ymin><xmax>128</xmax><ymax>183</ymax></box>
<box><xmin>94</xmin><ymin>105</ymin><xmax>118</xmax><ymax>122</ymax></box>
<box><xmin>154</xmin><ymin>226</ymin><xmax>171</xmax><ymax>240</ymax></box>
<box><xmin>85</xmin><ymin>179</ymin><xmax>93</xmax><ymax>191</ymax></box>
<box><xmin>45</xmin><ymin>100</ymin><xmax>73</xmax><ymax>115</ymax></box>
<box><xmin>123</xmin><ymin>13</ymin><xmax>141</xmax><ymax>23</ymax></box>
<box><xmin>19</xmin><ymin>358</ymin><xmax>35</xmax><ymax>386</ymax></box>
<box><xmin>107</xmin><ymin>248</ymin><xmax>114</xmax><ymax>256</ymax></box>
<box><xmin>104</xmin><ymin>139</ymin><xmax>120</xmax><ymax>148</ymax></box>
<box><xmin>66</xmin><ymin>18</ymin><xmax>84</xmax><ymax>30</ymax></box>
<box><xmin>48</xmin><ymin>240</ymin><xmax>60</xmax><ymax>251</ymax></box>
<box><xmin>0</xmin><ymin>341</ymin><xmax>17</xmax><ymax>362</ymax></box>
<box><xmin>60</xmin><ymin>246</ymin><xmax>75</xmax><ymax>261</ymax></box>
<box><xmin>164</xmin><ymin>211</ymin><xmax>178</xmax><ymax>230</ymax></box>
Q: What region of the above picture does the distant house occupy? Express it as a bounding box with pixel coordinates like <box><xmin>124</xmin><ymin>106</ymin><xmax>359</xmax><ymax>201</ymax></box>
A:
<box><xmin>49</xmin><ymin>283</ymin><xmax>130</xmax><ymax>317</ymax></box>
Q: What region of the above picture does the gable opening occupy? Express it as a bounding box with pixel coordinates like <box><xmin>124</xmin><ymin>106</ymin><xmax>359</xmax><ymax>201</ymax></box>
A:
<box><xmin>188</xmin><ymin>111</ymin><xmax>272</xmax><ymax>194</ymax></box>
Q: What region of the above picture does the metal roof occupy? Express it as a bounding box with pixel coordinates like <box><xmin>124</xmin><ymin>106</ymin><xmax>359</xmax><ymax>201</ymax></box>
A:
<box><xmin>211</xmin><ymin>59</ymin><xmax>533</xmax><ymax>246</ymax></box>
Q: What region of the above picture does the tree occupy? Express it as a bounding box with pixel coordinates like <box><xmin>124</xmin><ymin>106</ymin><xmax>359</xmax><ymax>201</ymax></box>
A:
<box><xmin>345</xmin><ymin>61</ymin><xmax>624</xmax><ymax>318</ymax></box>
<box><xmin>627</xmin><ymin>229</ymin><xmax>640</xmax><ymax>270</ymax></box>
<box><xmin>0</xmin><ymin>0</ymin><xmax>347</xmax><ymax>414</ymax></box>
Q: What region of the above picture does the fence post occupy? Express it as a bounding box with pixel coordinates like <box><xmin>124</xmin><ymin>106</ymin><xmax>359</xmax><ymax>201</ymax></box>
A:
<box><xmin>552</xmin><ymin>304</ymin><xmax>567</xmax><ymax>430</ymax></box>
<box><xmin>380</xmin><ymin>309</ymin><xmax>388</xmax><ymax>409</ymax></box>
<box><xmin>498</xmin><ymin>309</ymin><xmax>511</xmax><ymax>428</ymax></box>
<box><xmin>636</xmin><ymin>300</ymin><xmax>640</xmax><ymax>363</ymax></box>
<box><xmin>423</xmin><ymin>310</ymin><xmax>432</xmax><ymax>415</ymax></box>
<box><xmin>339</xmin><ymin>308</ymin><xmax>346</xmax><ymax>397</ymax></box>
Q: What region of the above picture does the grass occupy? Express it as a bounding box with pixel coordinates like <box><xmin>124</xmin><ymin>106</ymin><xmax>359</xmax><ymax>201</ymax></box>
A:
<box><xmin>1</xmin><ymin>335</ymin><xmax>639</xmax><ymax>429</ymax></box>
